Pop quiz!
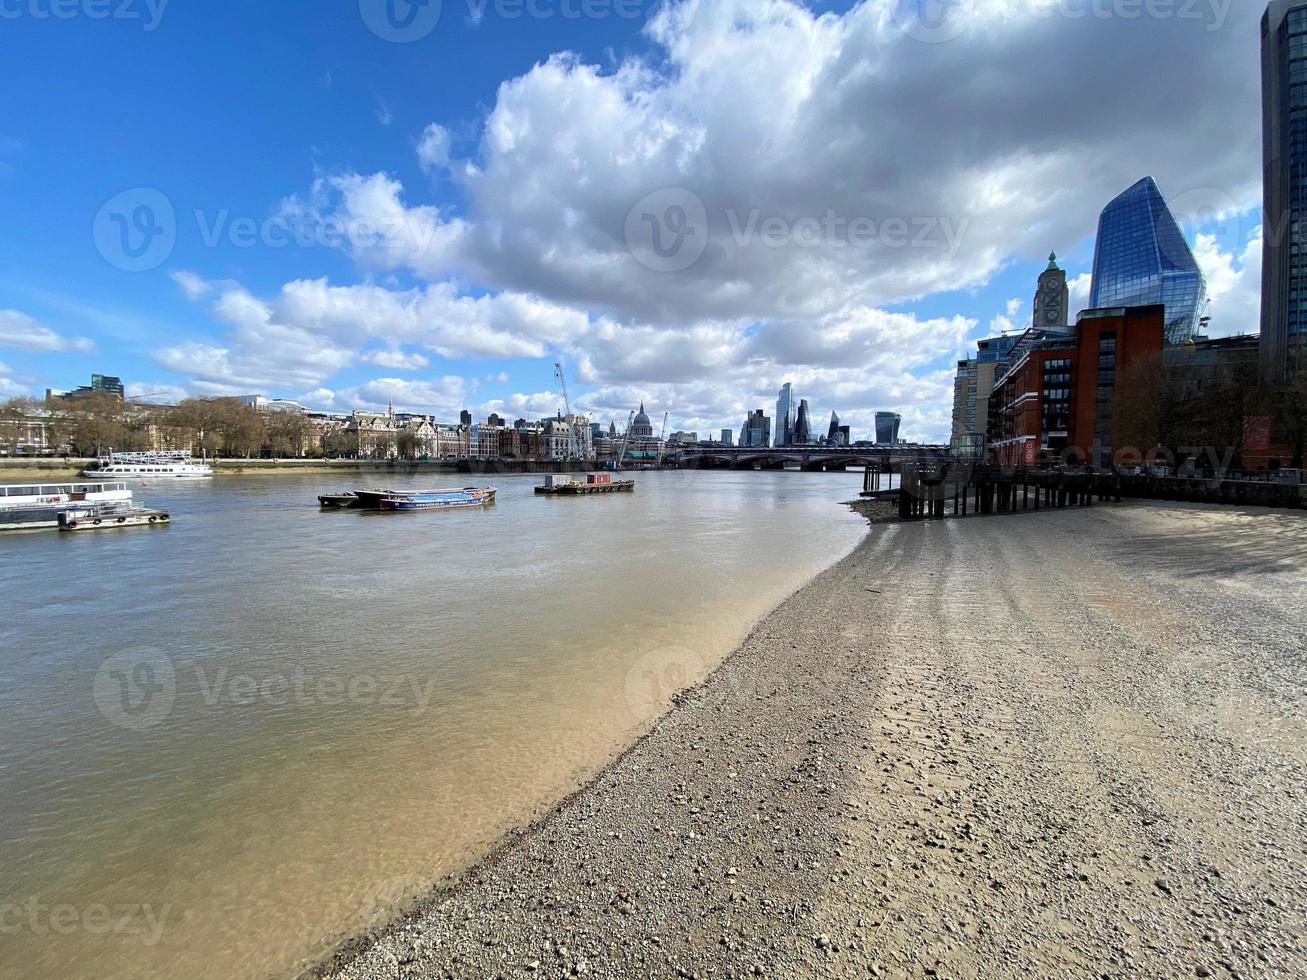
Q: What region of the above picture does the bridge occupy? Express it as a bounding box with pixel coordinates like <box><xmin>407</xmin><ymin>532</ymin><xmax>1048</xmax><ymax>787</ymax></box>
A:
<box><xmin>664</xmin><ymin>445</ymin><xmax>950</xmax><ymax>471</ymax></box>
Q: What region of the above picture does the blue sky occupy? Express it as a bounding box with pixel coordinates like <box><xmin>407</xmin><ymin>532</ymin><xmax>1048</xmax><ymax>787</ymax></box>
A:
<box><xmin>0</xmin><ymin>0</ymin><xmax>1265</xmax><ymax>442</ymax></box>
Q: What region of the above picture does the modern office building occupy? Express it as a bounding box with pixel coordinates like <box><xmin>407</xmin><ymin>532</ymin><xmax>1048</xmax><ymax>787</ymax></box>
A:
<box><xmin>720</xmin><ymin>428</ymin><xmax>733</xmax><ymax>447</ymax></box>
<box><xmin>951</xmin><ymin>334</ymin><xmax>1022</xmax><ymax>457</ymax></box>
<box><xmin>1262</xmin><ymin>1</ymin><xmax>1307</xmax><ymax>382</ymax></box>
<box><xmin>774</xmin><ymin>383</ymin><xmax>796</xmax><ymax>447</ymax></box>
<box><xmin>875</xmin><ymin>412</ymin><xmax>901</xmax><ymax>445</ymax></box>
<box><xmin>1089</xmin><ymin>177</ymin><xmax>1207</xmax><ymax>346</ymax></box>
<box><xmin>740</xmin><ymin>409</ymin><xmax>771</xmax><ymax>448</ymax></box>
<box><xmin>794</xmin><ymin>399</ymin><xmax>812</xmax><ymax>445</ymax></box>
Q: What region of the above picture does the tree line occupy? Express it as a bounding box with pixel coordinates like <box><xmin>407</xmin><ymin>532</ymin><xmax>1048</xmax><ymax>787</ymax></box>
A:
<box><xmin>0</xmin><ymin>395</ymin><xmax>338</xmax><ymax>458</ymax></box>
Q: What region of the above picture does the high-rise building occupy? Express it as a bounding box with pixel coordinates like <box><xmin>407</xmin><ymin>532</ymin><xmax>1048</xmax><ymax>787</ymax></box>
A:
<box><xmin>950</xmin><ymin>334</ymin><xmax>1022</xmax><ymax>456</ymax></box>
<box><xmin>459</xmin><ymin>409</ymin><xmax>473</xmax><ymax>426</ymax></box>
<box><xmin>774</xmin><ymin>383</ymin><xmax>796</xmax><ymax>447</ymax></box>
<box><xmin>794</xmin><ymin>399</ymin><xmax>812</xmax><ymax>444</ymax></box>
<box><xmin>720</xmin><ymin>428</ymin><xmax>734</xmax><ymax>446</ymax></box>
<box><xmin>1089</xmin><ymin>177</ymin><xmax>1206</xmax><ymax>346</ymax></box>
<box><xmin>826</xmin><ymin>411</ymin><xmax>842</xmax><ymax>445</ymax></box>
<box><xmin>875</xmin><ymin>412</ymin><xmax>901</xmax><ymax>445</ymax></box>
<box><xmin>1033</xmin><ymin>252</ymin><xmax>1070</xmax><ymax>329</ymax></box>
<box><xmin>1262</xmin><ymin>1</ymin><xmax>1307</xmax><ymax>382</ymax></box>
<box><xmin>740</xmin><ymin>409</ymin><xmax>771</xmax><ymax>448</ymax></box>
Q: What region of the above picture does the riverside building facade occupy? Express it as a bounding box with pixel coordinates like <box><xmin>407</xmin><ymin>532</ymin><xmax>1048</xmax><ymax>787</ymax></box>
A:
<box><xmin>1262</xmin><ymin>0</ymin><xmax>1307</xmax><ymax>381</ymax></box>
<box><xmin>987</xmin><ymin>306</ymin><xmax>1165</xmax><ymax>467</ymax></box>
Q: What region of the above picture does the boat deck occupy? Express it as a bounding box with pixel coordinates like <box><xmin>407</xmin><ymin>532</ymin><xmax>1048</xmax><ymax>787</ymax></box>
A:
<box><xmin>534</xmin><ymin>481</ymin><xmax>636</xmax><ymax>495</ymax></box>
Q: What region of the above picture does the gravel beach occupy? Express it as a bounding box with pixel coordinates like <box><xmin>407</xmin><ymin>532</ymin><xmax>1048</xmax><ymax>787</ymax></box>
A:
<box><xmin>317</xmin><ymin>502</ymin><xmax>1307</xmax><ymax>980</ymax></box>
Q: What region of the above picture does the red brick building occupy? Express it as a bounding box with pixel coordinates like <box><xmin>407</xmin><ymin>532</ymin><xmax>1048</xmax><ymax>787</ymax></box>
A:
<box><xmin>987</xmin><ymin>306</ymin><xmax>1165</xmax><ymax>467</ymax></box>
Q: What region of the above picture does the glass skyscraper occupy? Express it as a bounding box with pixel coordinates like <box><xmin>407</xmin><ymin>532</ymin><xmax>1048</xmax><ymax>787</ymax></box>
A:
<box><xmin>1088</xmin><ymin>177</ymin><xmax>1206</xmax><ymax>345</ymax></box>
<box><xmin>774</xmin><ymin>383</ymin><xmax>795</xmax><ymax>447</ymax></box>
<box><xmin>1262</xmin><ymin>1</ymin><xmax>1307</xmax><ymax>382</ymax></box>
<box><xmin>875</xmin><ymin>412</ymin><xmax>901</xmax><ymax>445</ymax></box>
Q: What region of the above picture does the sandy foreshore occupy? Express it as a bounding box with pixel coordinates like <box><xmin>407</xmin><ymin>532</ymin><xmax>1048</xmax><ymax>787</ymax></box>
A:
<box><xmin>316</xmin><ymin>502</ymin><xmax>1306</xmax><ymax>980</ymax></box>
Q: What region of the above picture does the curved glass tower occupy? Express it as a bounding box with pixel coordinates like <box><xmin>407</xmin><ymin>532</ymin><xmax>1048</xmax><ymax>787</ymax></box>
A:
<box><xmin>1089</xmin><ymin>177</ymin><xmax>1207</xmax><ymax>345</ymax></box>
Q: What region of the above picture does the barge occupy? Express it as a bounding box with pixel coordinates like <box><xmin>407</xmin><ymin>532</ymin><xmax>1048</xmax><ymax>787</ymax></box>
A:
<box><xmin>329</xmin><ymin>487</ymin><xmax>498</xmax><ymax>511</ymax></box>
<box><xmin>535</xmin><ymin>474</ymin><xmax>636</xmax><ymax>496</ymax></box>
<box><xmin>59</xmin><ymin>503</ymin><xmax>171</xmax><ymax>531</ymax></box>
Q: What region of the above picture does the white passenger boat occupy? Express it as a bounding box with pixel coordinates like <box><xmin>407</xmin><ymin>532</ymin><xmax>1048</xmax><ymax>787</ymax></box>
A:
<box><xmin>0</xmin><ymin>482</ymin><xmax>134</xmax><ymax>530</ymax></box>
<box><xmin>82</xmin><ymin>451</ymin><xmax>213</xmax><ymax>480</ymax></box>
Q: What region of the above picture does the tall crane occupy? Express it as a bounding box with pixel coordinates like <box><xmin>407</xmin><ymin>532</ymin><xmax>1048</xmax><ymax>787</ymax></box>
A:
<box><xmin>615</xmin><ymin>409</ymin><xmax>635</xmax><ymax>470</ymax></box>
<box><xmin>553</xmin><ymin>361</ymin><xmax>577</xmax><ymax>460</ymax></box>
<box><xmin>657</xmin><ymin>411</ymin><xmax>669</xmax><ymax>468</ymax></box>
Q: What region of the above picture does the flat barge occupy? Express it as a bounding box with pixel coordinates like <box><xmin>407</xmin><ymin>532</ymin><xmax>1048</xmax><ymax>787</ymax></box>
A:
<box><xmin>535</xmin><ymin>474</ymin><xmax>635</xmax><ymax>495</ymax></box>
<box><xmin>59</xmin><ymin>505</ymin><xmax>171</xmax><ymax>531</ymax></box>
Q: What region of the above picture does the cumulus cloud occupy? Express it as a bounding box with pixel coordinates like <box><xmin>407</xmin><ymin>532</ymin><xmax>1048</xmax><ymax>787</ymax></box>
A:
<box><xmin>170</xmin><ymin>270</ymin><xmax>212</xmax><ymax>301</ymax></box>
<box><xmin>142</xmin><ymin>0</ymin><xmax>1265</xmax><ymax>441</ymax></box>
<box><xmin>417</xmin><ymin>123</ymin><xmax>451</xmax><ymax>172</ymax></box>
<box><xmin>1194</xmin><ymin>228</ymin><xmax>1261</xmax><ymax>338</ymax></box>
<box><xmin>0</xmin><ymin>360</ymin><xmax>27</xmax><ymax>398</ymax></box>
<box><xmin>0</xmin><ymin>309</ymin><xmax>94</xmax><ymax>353</ymax></box>
<box><xmin>362</xmin><ymin>348</ymin><xmax>431</xmax><ymax>371</ymax></box>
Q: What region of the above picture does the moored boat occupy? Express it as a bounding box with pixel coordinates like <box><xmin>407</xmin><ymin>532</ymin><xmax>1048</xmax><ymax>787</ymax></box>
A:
<box><xmin>534</xmin><ymin>473</ymin><xmax>636</xmax><ymax>495</ymax></box>
<box><xmin>59</xmin><ymin>503</ymin><xmax>171</xmax><ymax>531</ymax></box>
<box><xmin>0</xmin><ymin>482</ymin><xmax>134</xmax><ymax>531</ymax></box>
<box><xmin>377</xmin><ymin>487</ymin><xmax>497</xmax><ymax>511</ymax></box>
<box><xmin>83</xmin><ymin>450</ymin><xmax>213</xmax><ymax>480</ymax></box>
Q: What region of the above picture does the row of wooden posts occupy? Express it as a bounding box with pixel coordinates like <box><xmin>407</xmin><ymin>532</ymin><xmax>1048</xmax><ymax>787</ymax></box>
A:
<box><xmin>868</xmin><ymin>461</ymin><xmax>1305</xmax><ymax>520</ymax></box>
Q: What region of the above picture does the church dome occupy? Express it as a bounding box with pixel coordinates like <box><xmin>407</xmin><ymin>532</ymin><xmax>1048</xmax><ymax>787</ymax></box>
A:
<box><xmin>634</xmin><ymin>402</ymin><xmax>651</xmax><ymax>427</ymax></box>
<box><xmin>631</xmin><ymin>402</ymin><xmax>655</xmax><ymax>439</ymax></box>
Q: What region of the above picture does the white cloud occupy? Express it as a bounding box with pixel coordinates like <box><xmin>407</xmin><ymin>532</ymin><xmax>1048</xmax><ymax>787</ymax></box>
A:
<box><xmin>346</xmin><ymin>376</ymin><xmax>471</xmax><ymax>416</ymax></box>
<box><xmin>1068</xmin><ymin>272</ymin><xmax>1093</xmax><ymax>315</ymax></box>
<box><xmin>0</xmin><ymin>361</ymin><xmax>27</xmax><ymax>398</ymax></box>
<box><xmin>417</xmin><ymin>123</ymin><xmax>451</xmax><ymax>172</ymax></box>
<box><xmin>362</xmin><ymin>348</ymin><xmax>430</xmax><ymax>371</ymax></box>
<box><xmin>170</xmin><ymin>270</ymin><xmax>212</xmax><ymax>301</ymax></box>
<box><xmin>0</xmin><ymin>309</ymin><xmax>94</xmax><ymax>353</ymax></box>
<box><xmin>1194</xmin><ymin>228</ymin><xmax>1261</xmax><ymax>338</ymax></box>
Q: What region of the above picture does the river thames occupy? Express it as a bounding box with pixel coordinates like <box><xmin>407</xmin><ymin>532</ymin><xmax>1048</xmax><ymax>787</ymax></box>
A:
<box><xmin>0</xmin><ymin>470</ymin><xmax>866</xmax><ymax>980</ymax></box>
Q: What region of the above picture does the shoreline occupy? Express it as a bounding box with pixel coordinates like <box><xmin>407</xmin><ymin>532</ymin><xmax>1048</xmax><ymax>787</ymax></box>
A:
<box><xmin>310</xmin><ymin>501</ymin><xmax>1306</xmax><ymax>979</ymax></box>
<box><xmin>297</xmin><ymin>502</ymin><xmax>875</xmax><ymax>979</ymax></box>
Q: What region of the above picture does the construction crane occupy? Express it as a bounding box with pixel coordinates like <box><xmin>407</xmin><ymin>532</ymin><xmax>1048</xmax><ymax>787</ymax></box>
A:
<box><xmin>615</xmin><ymin>409</ymin><xmax>635</xmax><ymax>470</ymax></box>
<box><xmin>553</xmin><ymin>361</ymin><xmax>577</xmax><ymax>460</ymax></box>
<box><xmin>657</xmin><ymin>411</ymin><xmax>669</xmax><ymax>468</ymax></box>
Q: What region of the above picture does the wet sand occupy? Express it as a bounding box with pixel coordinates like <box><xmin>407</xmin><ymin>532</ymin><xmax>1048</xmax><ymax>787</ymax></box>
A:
<box><xmin>317</xmin><ymin>502</ymin><xmax>1307</xmax><ymax>980</ymax></box>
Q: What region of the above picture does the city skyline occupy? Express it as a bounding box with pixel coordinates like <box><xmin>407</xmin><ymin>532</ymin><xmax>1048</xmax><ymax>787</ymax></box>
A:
<box><xmin>0</xmin><ymin>2</ymin><xmax>1266</xmax><ymax>445</ymax></box>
